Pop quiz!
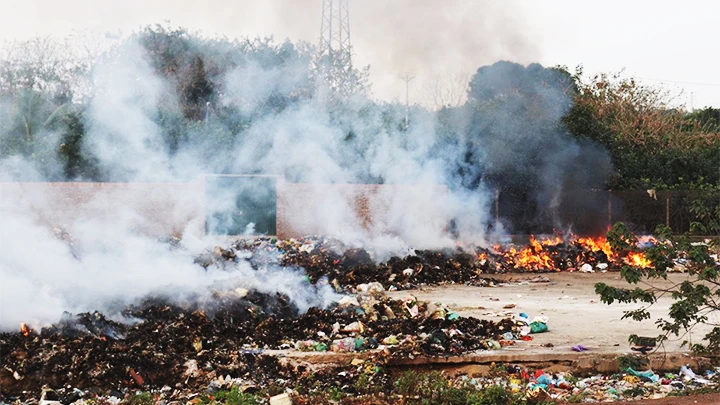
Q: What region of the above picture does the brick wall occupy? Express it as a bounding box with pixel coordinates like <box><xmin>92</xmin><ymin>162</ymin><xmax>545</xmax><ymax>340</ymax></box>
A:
<box><xmin>0</xmin><ymin>181</ymin><xmax>448</xmax><ymax>239</ymax></box>
<box><xmin>0</xmin><ymin>182</ymin><xmax>203</xmax><ymax>237</ymax></box>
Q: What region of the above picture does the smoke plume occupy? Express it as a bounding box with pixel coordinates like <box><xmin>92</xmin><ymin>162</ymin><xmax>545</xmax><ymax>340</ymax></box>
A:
<box><xmin>0</xmin><ymin>30</ymin><xmax>609</xmax><ymax>331</ymax></box>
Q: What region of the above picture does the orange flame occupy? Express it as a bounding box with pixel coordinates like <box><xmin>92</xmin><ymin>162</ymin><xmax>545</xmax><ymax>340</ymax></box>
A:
<box><xmin>503</xmin><ymin>236</ymin><xmax>559</xmax><ymax>271</ymax></box>
<box><xmin>482</xmin><ymin>234</ymin><xmax>654</xmax><ymax>272</ymax></box>
<box><xmin>577</xmin><ymin>237</ymin><xmax>614</xmax><ymax>260</ymax></box>
<box><xmin>20</xmin><ymin>323</ymin><xmax>30</xmax><ymax>336</ymax></box>
<box><xmin>626</xmin><ymin>252</ymin><xmax>652</xmax><ymax>268</ymax></box>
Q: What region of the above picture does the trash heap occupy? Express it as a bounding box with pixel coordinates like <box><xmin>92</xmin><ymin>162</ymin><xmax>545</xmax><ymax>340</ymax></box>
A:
<box><xmin>480</xmin><ymin>364</ymin><xmax>720</xmax><ymax>403</ymax></box>
<box><xmin>192</xmin><ymin>234</ymin><xmax>679</xmax><ymax>293</ymax></box>
<box><xmin>195</xmin><ymin>236</ymin><xmax>503</xmax><ymax>291</ymax></box>
<box><xmin>8</xmin><ymin>357</ymin><xmax>719</xmax><ymax>404</ymax></box>
<box><xmin>0</xmin><ymin>287</ymin><xmax>520</xmax><ymax>400</ymax></box>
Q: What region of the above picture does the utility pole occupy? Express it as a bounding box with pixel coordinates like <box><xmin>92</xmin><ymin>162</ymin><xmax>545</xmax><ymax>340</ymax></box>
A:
<box><xmin>399</xmin><ymin>72</ymin><xmax>415</xmax><ymax>128</ymax></box>
<box><xmin>690</xmin><ymin>92</ymin><xmax>694</xmax><ymax>112</ymax></box>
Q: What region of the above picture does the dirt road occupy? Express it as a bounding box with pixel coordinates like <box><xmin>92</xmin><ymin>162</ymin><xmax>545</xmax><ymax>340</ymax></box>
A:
<box><xmin>388</xmin><ymin>272</ymin><xmax>718</xmax><ymax>355</ymax></box>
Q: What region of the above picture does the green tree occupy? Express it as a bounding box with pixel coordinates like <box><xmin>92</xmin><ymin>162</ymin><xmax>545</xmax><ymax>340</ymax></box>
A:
<box><xmin>563</xmin><ymin>70</ymin><xmax>720</xmax><ymax>190</ymax></box>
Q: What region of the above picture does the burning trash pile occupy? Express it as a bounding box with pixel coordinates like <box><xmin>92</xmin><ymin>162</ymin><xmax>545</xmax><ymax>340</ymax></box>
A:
<box><xmin>489</xmin><ymin>235</ymin><xmax>660</xmax><ymax>273</ymax></box>
<box><xmin>0</xmin><ymin>285</ymin><xmax>520</xmax><ymax>400</ymax></box>
<box><xmin>4</xmin><ymin>229</ymin><xmax>713</xmax><ymax>402</ymax></box>
<box><xmin>195</xmin><ymin>236</ymin><xmax>504</xmax><ymax>291</ymax></box>
<box><xmin>194</xmin><ymin>234</ymin><xmax>661</xmax><ymax>293</ymax></box>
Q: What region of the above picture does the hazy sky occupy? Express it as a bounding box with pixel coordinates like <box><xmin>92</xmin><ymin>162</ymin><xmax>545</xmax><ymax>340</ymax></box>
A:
<box><xmin>1</xmin><ymin>0</ymin><xmax>719</xmax><ymax>108</ymax></box>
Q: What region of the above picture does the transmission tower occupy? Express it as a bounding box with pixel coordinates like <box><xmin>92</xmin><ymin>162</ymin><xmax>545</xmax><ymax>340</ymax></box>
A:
<box><xmin>318</xmin><ymin>0</ymin><xmax>353</xmax><ymax>96</ymax></box>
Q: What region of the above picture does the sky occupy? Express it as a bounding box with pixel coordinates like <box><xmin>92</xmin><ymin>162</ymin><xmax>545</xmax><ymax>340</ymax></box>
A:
<box><xmin>1</xmin><ymin>0</ymin><xmax>719</xmax><ymax>108</ymax></box>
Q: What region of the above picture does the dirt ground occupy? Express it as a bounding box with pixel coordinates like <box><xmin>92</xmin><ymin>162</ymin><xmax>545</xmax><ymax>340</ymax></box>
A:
<box><xmin>584</xmin><ymin>392</ymin><xmax>720</xmax><ymax>405</ymax></box>
<box><xmin>387</xmin><ymin>272</ymin><xmax>719</xmax><ymax>355</ymax></box>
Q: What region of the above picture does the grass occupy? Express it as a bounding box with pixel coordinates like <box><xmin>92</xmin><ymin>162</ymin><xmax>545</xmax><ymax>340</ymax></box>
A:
<box><xmin>210</xmin><ymin>387</ymin><xmax>260</xmax><ymax>405</ymax></box>
<box><xmin>125</xmin><ymin>393</ymin><xmax>154</xmax><ymax>405</ymax></box>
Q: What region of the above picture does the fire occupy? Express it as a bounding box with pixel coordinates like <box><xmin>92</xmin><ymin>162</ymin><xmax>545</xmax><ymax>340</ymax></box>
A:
<box><xmin>626</xmin><ymin>252</ymin><xmax>652</xmax><ymax>268</ymax></box>
<box><xmin>20</xmin><ymin>323</ymin><xmax>30</xmax><ymax>336</ymax></box>
<box><xmin>479</xmin><ymin>234</ymin><xmax>654</xmax><ymax>272</ymax></box>
<box><xmin>576</xmin><ymin>237</ymin><xmax>614</xmax><ymax>260</ymax></box>
<box><xmin>503</xmin><ymin>236</ymin><xmax>559</xmax><ymax>271</ymax></box>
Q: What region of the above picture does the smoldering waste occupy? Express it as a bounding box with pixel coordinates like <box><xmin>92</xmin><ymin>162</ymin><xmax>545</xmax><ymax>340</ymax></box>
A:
<box><xmin>197</xmin><ymin>237</ymin><xmax>502</xmax><ymax>291</ymax></box>
<box><xmin>199</xmin><ymin>234</ymin><xmax>645</xmax><ymax>292</ymax></box>
<box><xmin>1</xmin><ymin>286</ymin><xmax>517</xmax><ymax>399</ymax></box>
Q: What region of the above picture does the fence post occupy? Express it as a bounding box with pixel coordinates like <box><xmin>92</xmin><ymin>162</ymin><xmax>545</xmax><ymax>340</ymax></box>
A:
<box><xmin>607</xmin><ymin>191</ymin><xmax>613</xmax><ymax>229</ymax></box>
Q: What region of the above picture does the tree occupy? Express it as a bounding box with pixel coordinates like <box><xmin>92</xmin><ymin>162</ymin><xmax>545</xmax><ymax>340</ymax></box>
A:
<box><xmin>596</xmin><ymin>223</ymin><xmax>720</xmax><ymax>353</ymax></box>
<box><xmin>312</xmin><ymin>47</ymin><xmax>370</xmax><ymax>103</ymax></box>
<box><xmin>422</xmin><ymin>70</ymin><xmax>471</xmax><ymax>110</ymax></box>
<box><xmin>563</xmin><ymin>70</ymin><xmax>720</xmax><ymax>190</ymax></box>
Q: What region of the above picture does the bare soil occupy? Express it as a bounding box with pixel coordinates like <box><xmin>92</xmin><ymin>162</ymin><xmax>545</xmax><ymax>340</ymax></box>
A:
<box><xmin>387</xmin><ymin>272</ymin><xmax>719</xmax><ymax>355</ymax></box>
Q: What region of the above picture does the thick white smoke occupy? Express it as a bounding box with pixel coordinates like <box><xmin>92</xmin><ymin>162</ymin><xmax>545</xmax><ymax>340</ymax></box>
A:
<box><xmin>0</xmin><ymin>34</ymin><xmax>492</xmax><ymax>331</ymax></box>
<box><xmin>0</xmin><ymin>39</ymin><xmax>344</xmax><ymax>331</ymax></box>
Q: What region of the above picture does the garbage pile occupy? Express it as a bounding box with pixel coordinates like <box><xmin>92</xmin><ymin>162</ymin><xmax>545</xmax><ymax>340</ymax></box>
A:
<box><xmin>7</xmin><ymin>355</ymin><xmax>719</xmax><ymax>404</ymax></box>
<box><xmin>482</xmin><ymin>363</ymin><xmax>720</xmax><ymax>403</ymax></box>
<box><xmin>193</xmin><ymin>234</ymin><xmax>675</xmax><ymax>292</ymax></box>
<box><xmin>196</xmin><ymin>236</ymin><xmax>502</xmax><ymax>291</ymax></box>
<box><xmin>0</xmin><ymin>287</ymin><xmax>519</xmax><ymax>400</ymax></box>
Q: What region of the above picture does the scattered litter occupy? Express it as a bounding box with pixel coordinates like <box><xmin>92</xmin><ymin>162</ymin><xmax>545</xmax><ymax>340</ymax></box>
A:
<box><xmin>580</xmin><ymin>263</ymin><xmax>594</xmax><ymax>273</ymax></box>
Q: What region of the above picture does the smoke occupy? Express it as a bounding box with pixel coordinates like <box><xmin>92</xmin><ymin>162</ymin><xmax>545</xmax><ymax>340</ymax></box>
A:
<box><xmin>83</xmin><ymin>42</ymin><xmax>176</xmax><ymax>182</ymax></box>
<box><xmin>350</xmin><ymin>0</ymin><xmax>538</xmax><ymax>101</ymax></box>
<box><xmin>0</xmin><ymin>38</ymin><xmax>347</xmax><ymax>331</ymax></box>
<box><xmin>0</xmin><ymin>199</ymin><xmax>337</xmax><ymax>329</ymax></box>
<box><xmin>0</xmin><ymin>31</ymin><xmax>608</xmax><ymax>331</ymax></box>
<box><xmin>453</xmin><ymin>61</ymin><xmax>613</xmax><ymax>233</ymax></box>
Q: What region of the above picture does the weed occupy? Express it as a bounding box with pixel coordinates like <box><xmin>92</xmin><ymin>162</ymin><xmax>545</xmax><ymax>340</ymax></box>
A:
<box><xmin>622</xmin><ymin>386</ymin><xmax>646</xmax><ymax>397</ymax></box>
<box><xmin>213</xmin><ymin>387</ymin><xmax>260</xmax><ymax>405</ymax></box>
<box><xmin>616</xmin><ymin>354</ymin><xmax>648</xmax><ymax>371</ymax></box>
<box><xmin>468</xmin><ymin>385</ymin><xmax>515</xmax><ymax>405</ymax></box>
<box><xmin>125</xmin><ymin>393</ymin><xmax>154</xmax><ymax>405</ymax></box>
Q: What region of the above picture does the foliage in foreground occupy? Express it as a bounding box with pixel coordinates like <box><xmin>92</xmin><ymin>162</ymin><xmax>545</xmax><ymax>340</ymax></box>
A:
<box><xmin>596</xmin><ymin>222</ymin><xmax>720</xmax><ymax>353</ymax></box>
<box><xmin>291</xmin><ymin>371</ymin><xmax>523</xmax><ymax>405</ymax></box>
